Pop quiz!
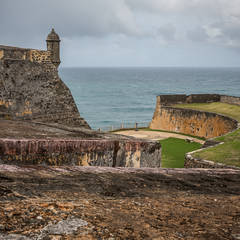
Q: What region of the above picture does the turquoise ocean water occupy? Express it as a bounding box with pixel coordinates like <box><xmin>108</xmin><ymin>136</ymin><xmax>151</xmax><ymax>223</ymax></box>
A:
<box><xmin>59</xmin><ymin>67</ymin><xmax>240</xmax><ymax>130</ymax></box>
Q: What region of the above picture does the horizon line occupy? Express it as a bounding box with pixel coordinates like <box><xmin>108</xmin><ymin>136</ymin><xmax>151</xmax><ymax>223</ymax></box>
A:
<box><xmin>60</xmin><ymin>66</ymin><xmax>240</xmax><ymax>69</ymax></box>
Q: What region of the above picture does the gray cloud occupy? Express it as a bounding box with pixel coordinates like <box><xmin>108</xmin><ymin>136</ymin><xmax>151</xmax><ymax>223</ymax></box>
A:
<box><xmin>187</xmin><ymin>19</ymin><xmax>240</xmax><ymax>49</ymax></box>
<box><xmin>158</xmin><ymin>24</ymin><xmax>176</xmax><ymax>42</ymax></box>
<box><xmin>0</xmin><ymin>0</ymin><xmax>240</xmax><ymax>66</ymax></box>
<box><xmin>187</xmin><ymin>27</ymin><xmax>208</xmax><ymax>42</ymax></box>
<box><xmin>0</xmin><ymin>0</ymin><xmax>139</xmax><ymax>45</ymax></box>
<box><xmin>207</xmin><ymin>20</ymin><xmax>240</xmax><ymax>48</ymax></box>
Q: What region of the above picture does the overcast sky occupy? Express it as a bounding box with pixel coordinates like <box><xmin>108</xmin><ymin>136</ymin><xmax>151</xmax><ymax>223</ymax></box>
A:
<box><xmin>1</xmin><ymin>0</ymin><xmax>240</xmax><ymax>67</ymax></box>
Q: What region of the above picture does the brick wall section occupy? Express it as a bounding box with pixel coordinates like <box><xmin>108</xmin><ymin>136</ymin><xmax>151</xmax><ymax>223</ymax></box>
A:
<box><xmin>0</xmin><ymin>138</ymin><xmax>161</xmax><ymax>168</ymax></box>
<box><xmin>150</xmin><ymin>94</ymin><xmax>238</xmax><ymax>139</ymax></box>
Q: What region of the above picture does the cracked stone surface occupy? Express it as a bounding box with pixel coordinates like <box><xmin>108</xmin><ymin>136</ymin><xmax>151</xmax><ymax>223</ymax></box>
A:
<box><xmin>0</xmin><ymin>165</ymin><xmax>239</xmax><ymax>239</ymax></box>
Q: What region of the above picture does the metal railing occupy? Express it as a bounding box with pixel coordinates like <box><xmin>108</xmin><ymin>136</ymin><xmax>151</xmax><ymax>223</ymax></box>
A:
<box><xmin>97</xmin><ymin>121</ymin><xmax>150</xmax><ymax>132</ymax></box>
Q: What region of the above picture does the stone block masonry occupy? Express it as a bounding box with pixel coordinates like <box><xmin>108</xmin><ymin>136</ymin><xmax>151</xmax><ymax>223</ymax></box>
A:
<box><xmin>150</xmin><ymin>94</ymin><xmax>238</xmax><ymax>139</ymax></box>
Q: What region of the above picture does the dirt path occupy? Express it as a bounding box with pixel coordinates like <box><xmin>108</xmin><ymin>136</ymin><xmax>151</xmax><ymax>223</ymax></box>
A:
<box><xmin>114</xmin><ymin>130</ymin><xmax>205</xmax><ymax>144</ymax></box>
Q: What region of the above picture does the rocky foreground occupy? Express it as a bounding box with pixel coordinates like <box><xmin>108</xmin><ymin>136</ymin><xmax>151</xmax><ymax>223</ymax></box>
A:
<box><xmin>0</xmin><ymin>165</ymin><xmax>239</xmax><ymax>240</ymax></box>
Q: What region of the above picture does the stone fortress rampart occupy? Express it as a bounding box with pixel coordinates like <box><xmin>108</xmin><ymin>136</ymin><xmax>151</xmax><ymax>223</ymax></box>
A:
<box><xmin>150</xmin><ymin>94</ymin><xmax>239</xmax><ymax>139</ymax></box>
<box><xmin>0</xmin><ymin>28</ymin><xmax>61</xmax><ymax>67</ymax></box>
<box><xmin>0</xmin><ymin>29</ymin><xmax>162</xmax><ymax>168</ymax></box>
<box><xmin>0</xmin><ymin>136</ymin><xmax>161</xmax><ymax>168</ymax></box>
<box><xmin>0</xmin><ymin>46</ymin><xmax>52</xmax><ymax>64</ymax></box>
<box><xmin>0</xmin><ymin>29</ymin><xmax>89</xmax><ymax>128</ymax></box>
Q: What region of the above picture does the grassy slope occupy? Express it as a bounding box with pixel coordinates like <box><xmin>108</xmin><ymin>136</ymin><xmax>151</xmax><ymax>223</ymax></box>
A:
<box><xmin>160</xmin><ymin>138</ymin><xmax>201</xmax><ymax>168</ymax></box>
<box><xmin>193</xmin><ymin>129</ymin><xmax>240</xmax><ymax>167</ymax></box>
<box><xmin>174</xmin><ymin>102</ymin><xmax>240</xmax><ymax>167</ymax></box>
<box><xmin>174</xmin><ymin>102</ymin><xmax>240</xmax><ymax>121</ymax></box>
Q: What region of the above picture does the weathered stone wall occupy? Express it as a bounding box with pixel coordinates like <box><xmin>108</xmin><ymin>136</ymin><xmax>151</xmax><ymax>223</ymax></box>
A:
<box><xmin>0</xmin><ymin>58</ymin><xmax>90</xmax><ymax>128</ymax></box>
<box><xmin>29</xmin><ymin>50</ymin><xmax>52</xmax><ymax>63</ymax></box>
<box><xmin>155</xmin><ymin>94</ymin><xmax>221</xmax><ymax>106</ymax></box>
<box><xmin>156</xmin><ymin>94</ymin><xmax>187</xmax><ymax>106</ymax></box>
<box><xmin>0</xmin><ymin>138</ymin><xmax>161</xmax><ymax>168</ymax></box>
<box><xmin>185</xmin><ymin>148</ymin><xmax>240</xmax><ymax>170</ymax></box>
<box><xmin>0</xmin><ymin>46</ymin><xmax>52</xmax><ymax>64</ymax></box>
<box><xmin>150</xmin><ymin>106</ymin><xmax>237</xmax><ymax>138</ymax></box>
<box><xmin>220</xmin><ymin>95</ymin><xmax>240</xmax><ymax>106</ymax></box>
<box><xmin>150</xmin><ymin>94</ymin><xmax>238</xmax><ymax>138</ymax></box>
<box><xmin>186</xmin><ymin>94</ymin><xmax>220</xmax><ymax>103</ymax></box>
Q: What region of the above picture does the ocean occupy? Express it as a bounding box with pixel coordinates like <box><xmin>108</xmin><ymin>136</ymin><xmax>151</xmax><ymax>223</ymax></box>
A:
<box><xmin>59</xmin><ymin>67</ymin><xmax>240</xmax><ymax>130</ymax></box>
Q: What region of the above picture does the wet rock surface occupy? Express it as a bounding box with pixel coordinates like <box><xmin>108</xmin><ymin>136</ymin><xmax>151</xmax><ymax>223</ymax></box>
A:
<box><xmin>0</xmin><ymin>165</ymin><xmax>239</xmax><ymax>239</ymax></box>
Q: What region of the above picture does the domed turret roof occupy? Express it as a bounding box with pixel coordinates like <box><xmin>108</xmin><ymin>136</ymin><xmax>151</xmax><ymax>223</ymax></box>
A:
<box><xmin>47</xmin><ymin>28</ymin><xmax>60</xmax><ymax>41</ymax></box>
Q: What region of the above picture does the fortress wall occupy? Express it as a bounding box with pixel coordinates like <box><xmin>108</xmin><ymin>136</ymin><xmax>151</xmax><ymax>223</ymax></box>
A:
<box><xmin>0</xmin><ymin>46</ymin><xmax>52</xmax><ymax>65</ymax></box>
<box><xmin>29</xmin><ymin>50</ymin><xmax>52</xmax><ymax>64</ymax></box>
<box><xmin>150</xmin><ymin>107</ymin><xmax>237</xmax><ymax>138</ymax></box>
<box><xmin>0</xmin><ymin>50</ymin><xmax>4</xmax><ymax>59</ymax></box>
<box><xmin>157</xmin><ymin>94</ymin><xmax>221</xmax><ymax>106</ymax></box>
<box><xmin>185</xmin><ymin>148</ymin><xmax>240</xmax><ymax>169</ymax></box>
<box><xmin>150</xmin><ymin>94</ymin><xmax>238</xmax><ymax>138</ymax></box>
<box><xmin>186</xmin><ymin>94</ymin><xmax>220</xmax><ymax>103</ymax></box>
<box><xmin>0</xmin><ymin>138</ymin><xmax>161</xmax><ymax>168</ymax></box>
<box><xmin>220</xmin><ymin>95</ymin><xmax>240</xmax><ymax>106</ymax></box>
<box><xmin>157</xmin><ymin>95</ymin><xmax>187</xmax><ymax>106</ymax></box>
<box><xmin>0</xmin><ymin>58</ymin><xmax>90</xmax><ymax>128</ymax></box>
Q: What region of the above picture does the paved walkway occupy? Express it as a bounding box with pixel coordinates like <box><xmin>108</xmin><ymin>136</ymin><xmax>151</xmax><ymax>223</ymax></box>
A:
<box><xmin>114</xmin><ymin>130</ymin><xmax>205</xmax><ymax>144</ymax></box>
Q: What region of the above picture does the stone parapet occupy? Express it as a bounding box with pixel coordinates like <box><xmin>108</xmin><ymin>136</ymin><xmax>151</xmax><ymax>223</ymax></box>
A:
<box><xmin>0</xmin><ymin>46</ymin><xmax>52</xmax><ymax>64</ymax></box>
<box><xmin>220</xmin><ymin>95</ymin><xmax>240</xmax><ymax>106</ymax></box>
<box><xmin>0</xmin><ymin>138</ymin><xmax>161</xmax><ymax>168</ymax></box>
<box><xmin>185</xmin><ymin>146</ymin><xmax>240</xmax><ymax>170</ymax></box>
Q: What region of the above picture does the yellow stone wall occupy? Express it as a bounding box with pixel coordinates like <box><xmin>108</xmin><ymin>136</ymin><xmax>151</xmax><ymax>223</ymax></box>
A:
<box><xmin>29</xmin><ymin>50</ymin><xmax>52</xmax><ymax>63</ymax></box>
<box><xmin>0</xmin><ymin>48</ymin><xmax>52</xmax><ymax>65</ymax></box>
<box><xmin>150</xmin><ymin>95</ymin><xmax>238</xmax><ymax>139</ymax></box>
<box><xmin>0</xmin><ymin>50</ymin><xmax>4</xmax><ymax>59</ymax></box>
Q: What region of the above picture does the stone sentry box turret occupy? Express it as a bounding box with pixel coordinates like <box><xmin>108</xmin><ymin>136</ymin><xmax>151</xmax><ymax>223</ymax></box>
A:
<box><xmin>0</xmin><ymin>29</ymin><xmax>90</xmax><ymax>128</ymax></box>
<box><xmin>46</xmin><ymin>28</ymin><xmax>61</xmax><ymax>68</ymax></box>
<box><xmin>0</xmin><ymin>29</ymin><xmax>162</xmax><ymax>168</ymax></box>
<box><xmin>0</xmin><ymin>29</ymin><xmax>61</xmax><ymax>68</ymax></box>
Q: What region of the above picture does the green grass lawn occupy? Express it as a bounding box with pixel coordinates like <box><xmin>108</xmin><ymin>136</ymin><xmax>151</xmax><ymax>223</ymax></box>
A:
<box><xmin>160</xmin><ymin>137</ymin><xmax>202</xmax><ymax>168</ymax></box>
<box><xmin>174</xmin><ymin>102</ymin><xmax>240</xmax><ymax>167</ymax></box>
<box><xmin>193</xmin><ymin>129</ymin><xmax>240</xmax><ymax>167</ymax></box>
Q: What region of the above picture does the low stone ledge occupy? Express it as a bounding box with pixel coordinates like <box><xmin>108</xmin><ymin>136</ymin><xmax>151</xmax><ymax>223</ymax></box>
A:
<box><xmin>0</xmin><ymin>138</ymin><xmax>161</xmax><ymax>168</ymax></box>
<box><xmin>185</xmin><ymin>143</ymin><xmax>240</xmax><ymax>170</ymax></box>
